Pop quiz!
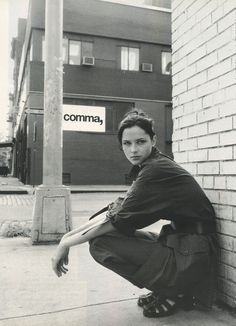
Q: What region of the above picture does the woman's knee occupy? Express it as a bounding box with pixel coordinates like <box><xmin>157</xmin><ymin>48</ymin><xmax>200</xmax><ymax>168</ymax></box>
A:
<box><xmin>89</xmin><ymin>235</ymin><xmax>110</xmax><ymax>259</ymax></box>
<box><xmin>89</xmin><ymin>231</ymin><xmax>129</xmax><ymax>263</ymax></box>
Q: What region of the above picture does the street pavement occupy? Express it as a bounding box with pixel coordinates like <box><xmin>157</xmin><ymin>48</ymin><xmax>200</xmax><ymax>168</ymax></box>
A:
<box><xmin>0</xmin><ymin>176</ymin><xmax>235</xmax><ymax>326</ymax></box>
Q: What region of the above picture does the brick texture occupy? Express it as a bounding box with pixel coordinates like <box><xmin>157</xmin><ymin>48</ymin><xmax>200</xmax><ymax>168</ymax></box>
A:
<box><xmin>172</xmin><ymin>0</ymin><xmax>236</xmax><ymax>308</ymax></box>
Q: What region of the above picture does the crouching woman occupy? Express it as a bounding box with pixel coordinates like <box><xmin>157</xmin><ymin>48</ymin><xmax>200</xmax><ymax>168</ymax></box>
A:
<box><xmin>52</xmin><ymin>110</ymin><xmax>217</xmax><ymax>318</ymax></box>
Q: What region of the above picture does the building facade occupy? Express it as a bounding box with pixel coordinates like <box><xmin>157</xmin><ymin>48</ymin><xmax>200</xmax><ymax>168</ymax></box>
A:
<box><xmin>11</xmin><ymin>0</ymin><xmax>172</xmax><ymax>185</ymax></box>
<box><xmin>172</xmin><ymin>0</ymin><xmax>236</xmax><ymax>308</ymax></box>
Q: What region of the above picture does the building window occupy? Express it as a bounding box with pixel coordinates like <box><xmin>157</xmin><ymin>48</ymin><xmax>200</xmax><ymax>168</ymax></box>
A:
<box><xmin>42</xmin><ymin>37</ymin><xmax>68</xmax><ymax>64</ymax></box>
<box><xmin>121</xmin><ymin>47</ymin><xmax>139</xmax><ymax>71</ymax></box>
<box><xmin>69</xmin><ymin>40</ymin><xmax>81</xmax><ymax>65</ymax></box>
<box><xmin>69</xmin><ymin>40</ymin><xmax>93</xmax><ymax>65</ymax></box>
<box><xmin>162</xmin><ymin>52</ymin><xmax>172</xmax><ymax>75</ymax></box>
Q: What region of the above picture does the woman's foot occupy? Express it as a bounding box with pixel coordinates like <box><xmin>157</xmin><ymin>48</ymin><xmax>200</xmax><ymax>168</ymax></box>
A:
<box><xmin>177</xmin><ymin>294</ymin><xmax>195</xmax><ymax>311</ymax></box>
<box><xmin>143</xmin><ymin>296</ymin><xmax>177</xmax><ymax>318</ymax></box>
<box><xmin>137</xmin><ymin>292</ymin><xmax>156</xmax><ymax>307</ymax></box>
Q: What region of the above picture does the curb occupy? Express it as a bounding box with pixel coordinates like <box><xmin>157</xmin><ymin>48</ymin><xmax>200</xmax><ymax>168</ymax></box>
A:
<box><xmin>0</xmin><ymin>189</ymin><xmax>128</xmax><ymax>195</ymax></box>
<box><xmin>0</xmin><ymin>190</ymin><xmax>29</xmax><ymax>195</ymax></box>
<box><xmin>70</xmin><ymin>189</ymin><xmax>127</xmax><ymax>193</ymax></box>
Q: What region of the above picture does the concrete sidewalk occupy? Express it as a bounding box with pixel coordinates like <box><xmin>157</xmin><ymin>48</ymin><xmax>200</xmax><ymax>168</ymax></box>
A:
<box><xmin>0</xmin><ymin>236</ymin><xmax>235</xmax><ymax>326</ymax></box>
<box><xmin>0</xmin><ymin>177</ymin><xmax>235</xmax><ymax>325</ymax></box>
<box><xmin>0</xmin><ymin>176</ymin><xmax>32</xmax><ymax>194</ymax></box>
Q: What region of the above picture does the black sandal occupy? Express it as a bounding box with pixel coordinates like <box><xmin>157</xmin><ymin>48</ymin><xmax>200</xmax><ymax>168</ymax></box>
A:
<box><xmin>143</xmin><ymin>296</ymin><xmax>177</xmax><ymax>318</ymax></box>
<box><xmin>177</xmin><ymin>295</ymin><xmax>195</xmax><ymax>311</ymax></box>
<box><xmin>137</xmin><ymin>292</ymin><xmax>156</xmax><ymax>307</ymax></box>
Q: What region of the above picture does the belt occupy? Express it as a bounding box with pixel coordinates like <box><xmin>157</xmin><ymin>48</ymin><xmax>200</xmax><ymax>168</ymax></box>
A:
<box><xmin>172</xmin><ymin>221</ymin><xmax>215</xmax><ymax>234</ymax></box>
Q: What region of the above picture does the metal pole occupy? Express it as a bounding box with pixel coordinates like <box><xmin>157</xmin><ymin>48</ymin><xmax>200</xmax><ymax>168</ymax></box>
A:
<box><xmin>43</xmin><ymin>0</ymin><xmax>63</xmax><ymax>185</ymax></box>
<box><xmin>32</xmin><ymin>0</ymin><xmax>72</xmax><ymax>244</ymax></box>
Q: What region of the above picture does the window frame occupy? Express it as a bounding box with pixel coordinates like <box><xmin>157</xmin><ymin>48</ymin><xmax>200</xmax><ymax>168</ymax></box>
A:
<box><xmin>120</xmin><ymin>46</ymin><xmax>140</xmax><ymax>72</ymax></box>
<box><xmin>68</xmin><ymin>39</ymin><xmax>94</xmax><ymax>66</ymax></box>
<box><xmin>161</xmin><ymin>51</ymin><xmax>172</xmax><ymax>75</ymax></box>
<box><xmin>68</xmin><ymin>40</ymin><xmax>82</xmax><ymax>65</ymax></box>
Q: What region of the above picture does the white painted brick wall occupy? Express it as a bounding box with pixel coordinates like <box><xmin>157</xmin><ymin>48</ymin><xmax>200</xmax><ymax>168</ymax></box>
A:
<box><xmin>203</xmin><ymin>176</ymin><xmax>214</xmax><ymax>188</ymax></box>
<box><xmin>220</xmin><ymin>161</ymin><xmax>236</xmax><ymax>174</ymax></box>
<box><xmin>172</xmin><ymin>128</ymin><xmax>188</xmax><ymax>141</ymax></box>
<box><xmin>206</xmin><ymin>27</ymin><xmax>233</xmax><ymax>54</ymax></box>
<box><xmin>227</xmin><ymin>176</ymin><xmax>236</xmax><ymax>190</ymax></box>
<box><xmin>225</xmin><ymin>85</ymin><xmax>236</xmax><ymax>100</ymax></box>
<box><xmin>197</xmin><ymin>79</ymin><xmax>219</xmax><ymax>97</ymax></box>
<box><xmin>179</xmin><ymin>138</ymin><xmax>198</xmax><ymax>151</ymax></box>
<box><xmin>172</xmin><ymin>0</ymin><xmax>236</xmax><ymax>308</ymax></box>
<box><xmin>188</xmin><ymin>123</ymin><xmax>208</xmax><ymax>137</ymax></box>
<box><xmin>188</xmin><ymin>44</ymin><xmax>207</xmax><ymax>65</ymax></box>
<box><xmin>214</xmin><ymin>204</ymin><xmax>233</xmax><ymax>220</ymax></box>
<box><xmin>212</xmin><ymin>5</ymin><xmax>224</xmax><ymax>23</ymax></box>
<box><xmin>179</xmin><ymin>113</ymin><xmax>197</xmax><ymax>128</ymax></box>
<box><xmin>208</xmin><ymin>58</ymin><xmax>232</xmax><ymax>80</ymax></box>
<box><xmin>197</xmin><ymin>106</ymin><xmax>219</xmax><ymax>123</ymax></box>
<box><xmin>198</xmin><ymin>162</ymin><xmax>219</xmax><ymax>175</ymax></box>
<box><xmin>208</xmin><ymin>146</ymin><xmax>233</xmax><ymax>161</ymax></box>
<box><xmin>188</xmin><ymin>71</ymin><xmax>207</xmax><ymax>89</ymax></box>
<box><xmin>184</xmin><ymin>98</ymin><xmax>202</xmax><ymax>114</ymax></box>
<box><xmin>219</xmin><ymin>99</ymin><xmax>236</xmax><ymax>117</ymax></box>
<box><xmin>178</xmin><ymin>88</ymin><xmax>198</xmax><ymax>104</ymax></box>
<box><xmin>208</xmin><ymin>117</ymin><xmax>233</xmax><ymax>133</ymax></box>
<box><xmin>174</xmin><ymin>64</ymin><xmax>196</xmax><ymax>84</ymax></box>
<box><xmin>224</xmin><ymin>0</ymin><xmax>236</xmax><ymax>15</ymax></box>
<box><xmin>189</xmin><ymin>149</ymin><xmax>208</xmax><ymax>162</ymax></box>
<box><xmin>218</xmin><ymin>10</ymin><xmax>236</xmax><ymax>32</ymax></box>
<box><xmin>196</xmin><ymin>51</ymin><xmax>218</xmax><ymax>73</ymax></box>
<box><xmin>219</xmin><ymin>70</ymin><xmax>236</xmax><ymax>89</ymax></box>
<box><xmin>218</xmin><ymin>39</ymin><xmax>236</xmax><ymax>61</ymax></box>
<box><xmin>197</xmin><ymin>134</ymin><xmax>219</xmax><ymax>148</ymax></box>
<box><xmin>220</xmin><ymin>191</ymin><xmax>236</xmax><ymax>206</ymax></box>
<box><xmin>220</xmin><ymin>130</ymin><xmax>236</xmax><ymax>146</ymax></box>
<box><xmin>214</xmin><ymin>176</ymin><xmax>227</xmax><ymax>189</ymax></box>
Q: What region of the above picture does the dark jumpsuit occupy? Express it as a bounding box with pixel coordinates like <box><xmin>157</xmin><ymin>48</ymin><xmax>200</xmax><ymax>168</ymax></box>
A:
<box><xmin>89</xmin><ymin>149</ymin><xmax>217</xmax><ymax>309</ymax></box>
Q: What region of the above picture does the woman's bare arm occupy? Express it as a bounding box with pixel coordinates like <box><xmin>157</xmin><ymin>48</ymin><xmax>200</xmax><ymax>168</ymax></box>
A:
<box><xmin>52</xmin><ymin>220</ymin><xmax>116</xmax><ymax>277</ymax></box>
<box><xmin>62</xmin><ymin>220</ymin><xmax>115</xmax><ymax>248</ymax></box>
<box><xmin>62</xmin><ymin>212</ymin><xmax>108</xmax><ymax>239</ymax></box>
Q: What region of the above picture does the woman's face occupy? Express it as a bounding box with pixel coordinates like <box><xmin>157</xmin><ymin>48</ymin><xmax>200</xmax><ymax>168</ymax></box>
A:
<box><xmin>121</xmin><ymin>125</ymin><xmax>156</xmax><ymax>165</ymax></box>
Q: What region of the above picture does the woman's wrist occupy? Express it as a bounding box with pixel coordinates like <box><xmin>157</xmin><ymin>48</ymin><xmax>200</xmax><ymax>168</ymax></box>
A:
<box><xmin>59</xmin><ymin>238</ymin><xmax>69</xmax><ymax>249</ymax></box>
<box><xmin>61</xmin><ymin>232</ymin><xmax>70</xmax><ymax>240</ymax></box>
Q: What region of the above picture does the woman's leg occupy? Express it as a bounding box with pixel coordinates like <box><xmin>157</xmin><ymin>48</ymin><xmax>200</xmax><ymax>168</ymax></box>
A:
<box><xmin>89</xmin><ymin>230</ymin><xmax>160</xmax><ymax>287</ymax></box>
<box><xmin>89</xmin><ymin>231</ymin><xmax>182</xmax><ymax>318</ymax></box>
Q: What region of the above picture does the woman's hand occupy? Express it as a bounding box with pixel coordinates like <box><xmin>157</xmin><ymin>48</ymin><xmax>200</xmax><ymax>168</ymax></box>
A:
<box><xmin>51</xmin><ymin>243</ymin><xmax>70</xmax><ymax>277</ymax></box>
<box><xmin>51</xmin><ymin>220</ymin><xmax>116</xmax><ymax>278</ymax></box>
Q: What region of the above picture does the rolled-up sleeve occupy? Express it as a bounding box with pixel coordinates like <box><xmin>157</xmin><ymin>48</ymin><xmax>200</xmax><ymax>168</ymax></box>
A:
<box><xmin>110</xmin><ymin>164</ymin><xmax>167</xmax><ymax>235</ymax></box>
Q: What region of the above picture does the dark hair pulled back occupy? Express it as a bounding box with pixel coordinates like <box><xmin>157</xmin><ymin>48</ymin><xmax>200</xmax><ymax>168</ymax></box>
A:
<box><xmin>117</xmin><ymin>109</ymin><xmax>156</xmax><ymax>145</ymax></box>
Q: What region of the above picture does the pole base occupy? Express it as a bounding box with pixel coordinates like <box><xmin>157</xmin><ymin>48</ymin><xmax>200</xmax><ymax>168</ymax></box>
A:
<box><xmin>31</xmin><ymin>185</ymin><xmax>72</xmax><ymax>244</ymax></box>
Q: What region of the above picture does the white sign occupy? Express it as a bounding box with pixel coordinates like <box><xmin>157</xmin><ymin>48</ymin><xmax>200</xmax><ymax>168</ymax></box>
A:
<box><xmin>62</xmin><ymin>105</ymin><xmax>106</xmax><ymax>132</ymax></box>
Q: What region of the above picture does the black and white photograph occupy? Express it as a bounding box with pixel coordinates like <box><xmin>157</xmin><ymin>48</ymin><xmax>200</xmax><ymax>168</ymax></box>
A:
<box><xmin>0</xmin><ymin>0</ymin><xmax>235</xmax><ymax>325</ymax></box>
